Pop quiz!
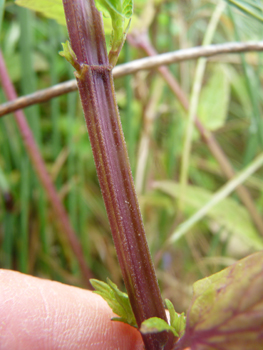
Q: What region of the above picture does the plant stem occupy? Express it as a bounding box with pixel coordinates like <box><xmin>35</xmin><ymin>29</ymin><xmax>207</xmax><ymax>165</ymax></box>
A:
<box><xmin>2</xmin><ymin>41</ymin><xmax>263</xmax><ymax>117</ymax></box>
<box><xmin>62</xmin><ymin>0</ymin><xmax>174</xmax><ymax>348</ymax></box>
<box><xmin>179</xmin><ymin>1</ymin><xmax>225</xmax><ymax>211</ymax></box>
<box><xmin>0</xmin><ymin>50</ymin><xmax>92</xmax><ymax>286</ymax></box>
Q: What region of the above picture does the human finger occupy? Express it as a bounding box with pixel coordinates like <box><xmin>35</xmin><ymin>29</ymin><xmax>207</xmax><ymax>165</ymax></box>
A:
<box><xmin>0</xmin><ymin>269</ymin><xmax>144</xmax><ymax>350</ymax></box>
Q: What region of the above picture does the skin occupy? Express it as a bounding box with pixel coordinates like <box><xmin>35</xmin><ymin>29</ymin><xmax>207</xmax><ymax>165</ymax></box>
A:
<box><xmin>0</xmin><ymin>270</ymin><xmax>144</xmax><ymax>350</ymax></box>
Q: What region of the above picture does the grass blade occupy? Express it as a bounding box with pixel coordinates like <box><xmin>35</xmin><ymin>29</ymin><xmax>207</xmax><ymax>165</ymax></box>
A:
<box><xmin>169</xmin><ymin>153</ymin><xmax>263</xmax><ymax>244</ymax></box>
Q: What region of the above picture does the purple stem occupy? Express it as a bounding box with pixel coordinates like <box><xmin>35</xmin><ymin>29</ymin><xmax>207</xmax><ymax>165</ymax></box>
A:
<box><xmin>62</xmin><ymin>0</ymin><xmax>175</xmax><ymax>349</ymax></box>
<box><xmin>0</xmin><ymin>50</ymin><xmax>92</xmax><ymax>287</ymax></box>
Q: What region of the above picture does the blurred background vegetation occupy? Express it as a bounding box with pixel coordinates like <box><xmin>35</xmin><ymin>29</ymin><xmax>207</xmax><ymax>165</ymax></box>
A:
<box><xmin>1</xmin><ymin>0</ymin><xmax>263</xmax><ymax>312</ymax></box>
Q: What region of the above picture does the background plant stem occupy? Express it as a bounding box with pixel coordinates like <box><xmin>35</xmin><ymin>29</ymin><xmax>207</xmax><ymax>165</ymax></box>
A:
<box><xmin>128</xmin><ymin>34</ymin><xmax>263</xmax><ymax>237</ymax></box>
<box><xmin>179</xmin><ymin>1</ymin><xmax>226</xmax><ymax>211</ymax></box>
<box><xmin>2</xmin><ymin>41</ymin><xmax>263</xmax><ymax>117</ymax></box>
<box><xmin>0</xmin><ymin>51</ymin><xmax>92</xmax><ymax>286</ymax></box>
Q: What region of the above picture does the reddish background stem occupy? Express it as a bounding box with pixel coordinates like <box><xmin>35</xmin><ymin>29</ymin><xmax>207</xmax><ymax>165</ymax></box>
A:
<box><xmin>0</xmin><ymin>50</ymin><xmax>92</xmax><ymax>287</ymax></box>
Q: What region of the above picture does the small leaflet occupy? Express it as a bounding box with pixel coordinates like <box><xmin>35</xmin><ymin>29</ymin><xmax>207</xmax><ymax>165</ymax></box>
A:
<box><xmin>59</xmin><ymin>41</ymin><xmax>80</xmax><ymax>70</ymax></box>
<box><xmin>90</xmin><ymin>278</ymin><xmax>137</xmax><ymax>328</ymax></box>
<box><xmin>165</xmin><ymin>299</ymin><xmax>186</xmax><ymax>338</ymax></box>
<box><xmin>140</xmin><ymin>317</ymin><xmax>179</xmax><ymax>337</ymax></box>
<box><xmin>94</xmin><ymin>0</ymin><xmax>133</xmax><ymax>66</ymax></box>
<box><xmin>94</xmin><ymin>0</ymin><xmax>133</xmax><ymax>19</ymax></box>
<box><xmin>140</xmin><ymin>299</ymin><xmax>186</xmax><ymax>339</ymax></box>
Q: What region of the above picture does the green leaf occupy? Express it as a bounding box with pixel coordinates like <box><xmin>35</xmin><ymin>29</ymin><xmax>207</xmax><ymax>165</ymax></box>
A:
<box><xmin>165</xmin><ymin>299</ymin><xmax>186</xmax><ymax>338</ymax></box>
<box><xmin>153</xmin><ymin>181</ymin><xmax>263</xmax><ymax>251</ymax></box>
<box><xmin>90</xmin><ymin>278</ymin><xmax>137</xmax><ymax>328</ymax></box>
<box><xmin>140</xmin><ymin>317</ymin><xmax>178</xmax><ymax>337</ymax></box>
<box><xmin>198</xmin><ymin>66</ymin><xmax>230</xmax><ymax>131</ymax></box>
<box><xmin>226</xmin><ymin>0</ymin><xmax>263</xmax><ymax>23</ymax></box>
<box><xmin>140</xmin><ymin>300</ymin><xmax>186</xmax><ymax>339</ymax></box>
<box><xmin>15</xmin><ymin>0</ymin><xmax>114</xmax><ymax>34</ymax></box>
<box><xmin>15</xmin><ymin>0</ymin><xmax>66</xmax><ymax>25</ymax></box>
<box><xmin>179</xmin><ymin>252</ymin><xmax>263</xmax><ymax>350</ymax></box>
<box><xmin>94</xmin><ymin>0</ymin><xmax>133</xmax><ymax>66</ymax></box>
<box><xmin>94</xmin><ymin>0</ymin><xmax>133</xmax><ymax>19</ymax></box>
<box><xmin>15</xmin><ymin>0</ymin><xmax>132</xmax><ymax>65</ymax></box>
<box><xmin>122</xmin><ymin>0</ymin><xmax>133</xmax><ymax>18</ymax></box>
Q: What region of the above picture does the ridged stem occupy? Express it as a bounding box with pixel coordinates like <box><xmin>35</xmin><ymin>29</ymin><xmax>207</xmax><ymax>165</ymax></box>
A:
<box><xmin>62</xmin><ymin>0</ymin><xmax>174</xmax><ymax>348</ymax></box>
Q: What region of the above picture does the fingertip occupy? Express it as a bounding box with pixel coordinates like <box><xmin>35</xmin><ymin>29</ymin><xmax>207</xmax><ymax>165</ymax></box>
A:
<box><xmin>0</xmin><ymin>270</ymin><xmax>144</xmax><ymax>349</ymax></box>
